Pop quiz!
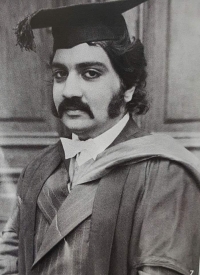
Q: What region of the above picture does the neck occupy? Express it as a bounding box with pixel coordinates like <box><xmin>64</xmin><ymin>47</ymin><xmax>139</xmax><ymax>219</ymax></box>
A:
<box><xmin>73</xmin><ymin>113</ymin><xmax>127</xmax><ymax>141</ymax></box>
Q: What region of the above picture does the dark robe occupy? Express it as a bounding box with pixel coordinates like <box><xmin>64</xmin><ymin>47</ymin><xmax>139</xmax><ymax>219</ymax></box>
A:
<box><xmin>0</xmin><ymin>119</ymin><xmax>200</xmax><ymax>275</ymax></box>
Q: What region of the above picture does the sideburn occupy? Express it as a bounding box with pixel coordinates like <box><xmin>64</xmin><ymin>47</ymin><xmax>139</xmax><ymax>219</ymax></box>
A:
<box><xmin>108</xmin><ymin>86</ymin><xmax>126</xmax><ymax>118</ymax></box>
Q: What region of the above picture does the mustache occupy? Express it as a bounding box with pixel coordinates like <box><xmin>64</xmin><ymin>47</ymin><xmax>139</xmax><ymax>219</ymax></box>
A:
<box><xmin>58</xmin><ymin>97</ymin><xmax>94</xmax><ymax>119</ymax></box>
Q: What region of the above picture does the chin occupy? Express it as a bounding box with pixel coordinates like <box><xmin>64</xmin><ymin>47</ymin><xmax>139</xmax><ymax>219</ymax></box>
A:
<box><xmin>63</xmin><ymin>118</ymin><xmax>93</xmax><ymax>133</ymax></box>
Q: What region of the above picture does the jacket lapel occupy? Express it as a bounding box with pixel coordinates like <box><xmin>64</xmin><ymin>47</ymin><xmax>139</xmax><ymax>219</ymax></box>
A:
<box><xmin>87</xmin><ymin>165</ymin><xmax>131</xmax><ymax>275</ymax></box>
<box><xmin>21</xmin><ymin>142</ymin><xmax>63</xmax><ymax>270</ymax></box>
<box><xmin>32</xmin><ymin>181</ymin><xmax>99</xmax><ymax>268</ymax></box>
<box><xmin>37</xmin><ymin>161</ymin><xmax>69</xmax><ymax>224</ymax></box>
<box><xmin>110</xmin><ymin>118</ymin><xmax>148</xmax><ymax>147</ymax></box>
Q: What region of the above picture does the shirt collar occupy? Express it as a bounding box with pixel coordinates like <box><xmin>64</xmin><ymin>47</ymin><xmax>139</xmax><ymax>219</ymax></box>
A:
<box><xmin>72</xmin><ymin>113</ymin><xmax>129</xmax><ymax>160</ymax></box>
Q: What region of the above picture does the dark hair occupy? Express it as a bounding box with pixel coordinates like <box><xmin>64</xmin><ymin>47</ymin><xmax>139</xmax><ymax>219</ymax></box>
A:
<box><xmin>88</xmin><ymin>31</ymin><xmax>149</xmax><ymax>115</ymax></box>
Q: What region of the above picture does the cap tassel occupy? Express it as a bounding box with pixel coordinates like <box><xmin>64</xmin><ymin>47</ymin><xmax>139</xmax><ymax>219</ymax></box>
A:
<box><xmin>14</xmin><ymin>13</ymin><xmax>36</xmax><ymax>52</ymax></box>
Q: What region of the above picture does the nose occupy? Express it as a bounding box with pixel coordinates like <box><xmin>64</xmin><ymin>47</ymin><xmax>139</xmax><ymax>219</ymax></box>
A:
<box><xmin>62</xmin><ymin>72</ymin><xmax>82</xmax><ymax>98</ymax></box>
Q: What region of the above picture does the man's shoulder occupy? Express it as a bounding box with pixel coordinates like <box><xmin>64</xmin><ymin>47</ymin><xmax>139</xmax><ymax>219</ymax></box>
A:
<box><xmin>126</xmin><ymin>133</ymin><xmax>199</xmax><ymax>170</ymax></box>
<box><xmin>110</xmin><ymin>132</ymin><xmax>200</xmax><ymax>181</ymax></box>
<box><xmin>19</xmin><ymin>141</ymin><xmax>61</xmax><ymax>183</ymax></box>
<box><xmin>27</xmin><ymin>141</ymin><xmax>61</xmax><ymax>168</ymax></box>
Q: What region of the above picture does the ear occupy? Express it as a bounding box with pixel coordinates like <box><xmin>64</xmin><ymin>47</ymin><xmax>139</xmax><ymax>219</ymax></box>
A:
<box><xmin>124</xmin><ymin>87</ymin><xmax>135</xmax><ymax>103</ymax></box>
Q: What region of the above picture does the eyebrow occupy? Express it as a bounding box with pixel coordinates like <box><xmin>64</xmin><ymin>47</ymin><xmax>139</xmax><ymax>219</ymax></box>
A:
<box><xmin>76</xmin><ymin>62</ymin><xmax>108</xmax><ymax>71</ymax></box>
<box><xmin>51</xmin><ymin>62</ymin><xmax>68</xmax><ymax>70</ymax></box>
<box><xmin>51</xmin><ymin>61</ymin><xmax>108</xmax><ymax>71</ymax></box>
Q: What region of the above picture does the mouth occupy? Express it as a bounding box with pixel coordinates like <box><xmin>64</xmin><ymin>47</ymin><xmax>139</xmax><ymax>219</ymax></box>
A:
<box><xmin>64</xmin><ymin>108</ymin><xmax>87</xmax><ymax>116</ymax></box>
<box><xmin>66</xmin><ymin>106</ymin><xmax>82</xmax><ymax>110</ymax></box>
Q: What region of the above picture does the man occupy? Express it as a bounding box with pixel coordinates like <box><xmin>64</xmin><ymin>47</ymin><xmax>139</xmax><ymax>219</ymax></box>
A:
<box><xmin>0</xmin><ymin>1</ymin><xmax>200</xmax><ymax>275</ymax></box>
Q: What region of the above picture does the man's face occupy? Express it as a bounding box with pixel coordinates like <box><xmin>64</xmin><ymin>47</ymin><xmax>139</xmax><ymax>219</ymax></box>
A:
<box><xmin>52</xmin><ymin>43</ymin><xmax>127</xmax><ymax>139</ymax></box>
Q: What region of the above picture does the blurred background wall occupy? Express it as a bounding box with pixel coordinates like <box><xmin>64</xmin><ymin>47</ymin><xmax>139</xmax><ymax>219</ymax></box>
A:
<box><xmin>0</xmin><ymin>0</ymin><xmax>200</xmax><ymax>230</ymax></box>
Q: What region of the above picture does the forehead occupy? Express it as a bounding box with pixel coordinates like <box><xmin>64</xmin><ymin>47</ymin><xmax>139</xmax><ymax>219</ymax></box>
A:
<box><xmin>53</xmin><ymin>43</ymin><xmax>112</xmax><ymax>68</ymax></box>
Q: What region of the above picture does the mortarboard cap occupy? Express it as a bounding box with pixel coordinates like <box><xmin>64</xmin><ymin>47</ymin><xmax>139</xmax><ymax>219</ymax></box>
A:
<box><xmin>15</xmin><ymin>0</ymin><xmax>147</xmax><ymax>52</ymax></box>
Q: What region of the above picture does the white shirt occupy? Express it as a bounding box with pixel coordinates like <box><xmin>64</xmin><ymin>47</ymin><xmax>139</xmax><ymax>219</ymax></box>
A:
<box><xmin>71</xmin><ymin>113</ymin><xmax>129</xmax><ymax>166</ymax></box>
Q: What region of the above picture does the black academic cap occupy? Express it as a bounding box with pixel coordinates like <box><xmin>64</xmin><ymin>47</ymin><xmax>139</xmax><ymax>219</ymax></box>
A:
<box><xmin>15</xmin><ymin>0</ymin><xmax>147</xmax><ymax>52</ymax></box>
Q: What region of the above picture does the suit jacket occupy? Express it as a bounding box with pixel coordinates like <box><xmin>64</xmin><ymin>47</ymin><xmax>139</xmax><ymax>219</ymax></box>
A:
<box><xmin>1</xmin><ymin>119</ymin><xmax>200</xmax><ymax>275</ymax></box>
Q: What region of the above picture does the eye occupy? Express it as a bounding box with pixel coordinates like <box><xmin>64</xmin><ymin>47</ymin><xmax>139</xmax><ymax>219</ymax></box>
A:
<box><xmin>52</xmin><ymin>70</ymin><xmax>68</xmax><ymax>82</ymax></box>
<box><xmin>83</xmin><ymin>69</ymin><xmax>101</xmax><ymax>80</ymax></box>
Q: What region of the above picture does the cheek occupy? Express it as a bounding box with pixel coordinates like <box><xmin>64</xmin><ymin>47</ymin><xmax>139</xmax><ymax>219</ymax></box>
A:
<box><xmin>97</xmin><ymin>84</ymin><xmax>121</xmax><ymax>110</ymax></box>
<box><xmin>88</xmin><ymin>92</ymin><xmax>112</xmax><ymax>113</ymax></box>
<box><xmin>85</xmin><ymin>78</ymin><xmax>120</xmax><ymax>109</ymax></box>
<box><xmin>52</xmin><ymin>84</ymin><xmax>62</xmax><ymax>107</ymax></box>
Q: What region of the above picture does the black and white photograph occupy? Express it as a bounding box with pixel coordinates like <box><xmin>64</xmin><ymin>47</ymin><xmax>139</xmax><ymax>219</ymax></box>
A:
<box><xmin>0</xmin><ymin>0</ymin><xmax>200</xmax><ymax>274</ymax></box>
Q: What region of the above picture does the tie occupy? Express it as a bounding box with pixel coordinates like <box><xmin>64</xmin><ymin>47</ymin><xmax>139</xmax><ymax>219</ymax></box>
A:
<box><xmin>60</xmin><ymin>137</ymin><xmax>97</xmax><ymax>165</ymax></box>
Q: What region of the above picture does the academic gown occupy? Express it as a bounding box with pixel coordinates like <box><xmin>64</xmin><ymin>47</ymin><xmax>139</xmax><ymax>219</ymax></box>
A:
<box><xmin>0</xmin><ymin>119</ymin><xmax>200</xmax><ymax>275</ymax></box>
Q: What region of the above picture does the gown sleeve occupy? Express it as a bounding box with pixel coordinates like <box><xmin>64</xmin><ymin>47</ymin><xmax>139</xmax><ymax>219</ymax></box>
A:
<box><xmin>0</xmin><ymin>196</ymin><xmax>20</xmax><ymax>275</ymax></box>
<box><xmin>138</xmin><ymin>266</ymin><xmax>182</xmax><ymax>275</ymax></box>
<box><xmin>0</xmin><ymin>169</ymin><xmax>25</xmax><ymax>275</ymax></box>
<box><xmin>134</xmin><ymin>158</ymin><xmax>200</xmax><ymax>275</ymax></box>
